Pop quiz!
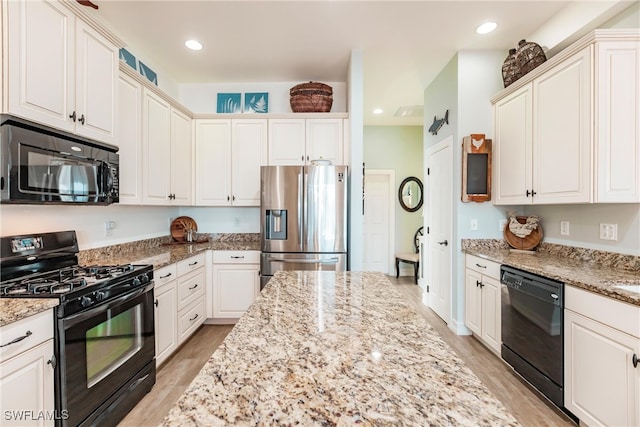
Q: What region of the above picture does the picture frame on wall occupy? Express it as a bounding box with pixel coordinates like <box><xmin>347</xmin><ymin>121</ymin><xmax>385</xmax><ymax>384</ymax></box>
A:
<box><xmin>119</xmin><ymin>48</ymin><xmax>137</xmax><ymax>70</ymax></box>
<box><xmin>138</xmin><ymin>61</ymin><xmax>158</xmax><ymax>86</ymax></box>
<box><xmin>217</xmin><ymin>93</ymin><xmax>242</xmax><ymax>113</ymax></box>
<box><xmin>244</xmin><ymin>92</ymin><xmax>269</xmax><ymax>113</ymax></box>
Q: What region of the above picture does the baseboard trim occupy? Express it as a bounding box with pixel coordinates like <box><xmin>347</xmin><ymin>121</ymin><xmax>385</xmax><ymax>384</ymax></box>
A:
<box><xmin>450</xmin><ymin>318</ymin><xmax>472</xmax><ymax>336</ymax></box>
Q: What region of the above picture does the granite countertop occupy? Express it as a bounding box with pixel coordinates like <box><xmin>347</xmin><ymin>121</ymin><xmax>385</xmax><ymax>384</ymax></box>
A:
<box><xmin>462</xmin><ymin>240</ymin><xmax>639</xmax><ymax>307</ymax></box>
<box><xmin>0</xmin><ymin>299</ymin><xmax>59</xmax><ymax>327</ymax></box>
<box><xmin>163</xmin><ymin>271</ymin><xmax>519</xmax><ymax>426</ymax></box>
<box><xmin>79</xmin><ymin>235</ymin><xmax>261</xmax><ymax>270</ymax></box>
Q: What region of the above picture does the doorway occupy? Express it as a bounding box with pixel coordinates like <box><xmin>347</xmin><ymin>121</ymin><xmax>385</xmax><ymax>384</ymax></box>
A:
<box><xmin>362</xmin><ymin>169</ymin><xmax>395</xmax><ymax>274</ymax></box>
<box><xmin>425</xmin><ymin>136</ymin><xmax>453</xmax><ymax>325</ymax></box>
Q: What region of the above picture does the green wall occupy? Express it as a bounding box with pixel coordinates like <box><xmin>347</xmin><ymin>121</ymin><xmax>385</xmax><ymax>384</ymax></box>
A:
<box><xmin>363</xmin><ymin>126</ymin><xmax>423</xmax><ymax>254</ymax></box>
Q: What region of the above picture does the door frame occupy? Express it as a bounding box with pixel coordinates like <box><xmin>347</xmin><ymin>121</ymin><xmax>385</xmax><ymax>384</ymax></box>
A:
<box><xmin>363</xmin><ymin>168</ymin><xmax>395</xmax><ymax>275</ymax></box>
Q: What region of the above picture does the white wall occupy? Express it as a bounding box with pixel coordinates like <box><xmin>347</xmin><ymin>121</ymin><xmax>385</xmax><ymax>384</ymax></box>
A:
<box><xmin>0</xmin><ymin>205</ymin><xmax>178</xmax><ymax>250</ymax></box>
<box><xmin>177</xmin><ymin>207</ymin><xmax>259</xmax><ymax>233</ymax></box>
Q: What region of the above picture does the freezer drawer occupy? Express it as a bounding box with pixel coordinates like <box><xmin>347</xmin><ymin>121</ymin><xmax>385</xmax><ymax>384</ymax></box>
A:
<box><xmin>260</xmin><ymin>252</ymin><xmax>347</xmax><ymax>277</ymax></box>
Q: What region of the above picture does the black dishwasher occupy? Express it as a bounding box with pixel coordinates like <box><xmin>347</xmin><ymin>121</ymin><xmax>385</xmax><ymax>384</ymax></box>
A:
<box><xmin>501</xmin><ymin>265</ymin><xmax>565</xmax><ymax>410</ymax></box>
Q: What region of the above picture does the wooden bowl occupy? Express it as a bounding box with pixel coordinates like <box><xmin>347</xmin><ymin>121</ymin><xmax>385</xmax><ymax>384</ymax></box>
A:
<box><xmin>503</xmin><ymin>216</ymin><xmax>543</xmax><ymax>251</ymax></box>
<box><xmin>170</xmin><ymin>216</ymin><xmax>197</xmax><ymax>242</ymax></box>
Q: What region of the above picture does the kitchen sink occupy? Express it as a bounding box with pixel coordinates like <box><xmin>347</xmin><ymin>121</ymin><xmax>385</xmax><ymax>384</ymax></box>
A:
<box><xmin>614</xmin><ymin>285</ymin><xmax>640</xmax><ymax>294</ymax></box>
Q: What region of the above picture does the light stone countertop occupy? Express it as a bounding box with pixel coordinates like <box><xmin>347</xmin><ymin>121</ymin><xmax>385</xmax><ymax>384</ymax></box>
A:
<box><xmin>0</xmin><ymin>299</ymin><xmax>58</xmax><ymax>327</ymax></box>
<box><xmin>162</xmin><ymin>271</ymin><xmax>520</xmax><ymax>426</ymax></box>
<box><xmin>462</xmin><ymin>241</ymin><xmax>640</xmax><ymax>307</ymax></box>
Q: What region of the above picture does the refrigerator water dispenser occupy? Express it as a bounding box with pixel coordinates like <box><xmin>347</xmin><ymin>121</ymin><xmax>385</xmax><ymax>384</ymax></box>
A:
<box><xmin>265</xmin><ymin>209</ymin><xmax>287</xmax><ymax>240</ymax></box>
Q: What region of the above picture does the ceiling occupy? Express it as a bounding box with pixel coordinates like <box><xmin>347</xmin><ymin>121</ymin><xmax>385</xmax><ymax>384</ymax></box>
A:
<box><xmin>92</xmin><ymin>1</ymin><xmax>599</xmax><ymax>126</ymax></box>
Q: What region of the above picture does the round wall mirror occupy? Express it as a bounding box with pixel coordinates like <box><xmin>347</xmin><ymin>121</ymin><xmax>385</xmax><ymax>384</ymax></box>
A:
<box><xmin>398</xmin><ymin>177</ymin><xmax>423</xmax><ymax>212</ymax></box>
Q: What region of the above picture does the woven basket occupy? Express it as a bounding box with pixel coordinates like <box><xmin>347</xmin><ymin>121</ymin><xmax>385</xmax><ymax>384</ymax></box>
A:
<box><xmin>501</xmin><ymin>48</ymin><xmax>522</xmax><ymax>88</ymax></box>
<box><xmin>290</xmin><ymin>82</ymin><xmax>333</xmax><ymax>112</ymax></box>
<box><xmin>515</xmin><ymin>39</ymin><xmax>547</xmax><ymax>76</ymax></box>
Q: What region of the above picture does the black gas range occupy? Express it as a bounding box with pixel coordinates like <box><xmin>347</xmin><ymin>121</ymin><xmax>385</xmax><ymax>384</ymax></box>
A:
<box><xmin>0</xmin><ymin>230</ymin><xmax>156</xmax><ymax>427</ymax></box>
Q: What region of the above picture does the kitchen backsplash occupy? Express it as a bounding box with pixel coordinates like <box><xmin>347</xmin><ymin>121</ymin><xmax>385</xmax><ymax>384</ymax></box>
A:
<box><xmin>461</xmin><ymin>239</ymin><xmax>640</xmax><ymax>272</ymax></box>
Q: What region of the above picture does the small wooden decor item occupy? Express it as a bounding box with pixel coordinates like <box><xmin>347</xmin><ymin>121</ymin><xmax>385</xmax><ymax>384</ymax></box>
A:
<box><xmin>461</xmin><ymin>134</ymin><xmax>491</xmax><ymax>202</ymax></box>
<box><xmin>170</xmin><ymin>216</ymin><xmax>198</xmax><ymax>242</ymax></box>
<box><xmin>504</xmin><ymin>214</ymin><xmax>543</xmax><ymax>251</ymax></box>
<box><xmin>290</xmin><ymin>82</ymin><xmax>333</xmax><ymax>112</ymax></box>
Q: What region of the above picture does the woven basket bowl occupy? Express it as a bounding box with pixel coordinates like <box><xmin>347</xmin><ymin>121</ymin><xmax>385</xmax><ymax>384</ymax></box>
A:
<box><xmin>290</xmin><ymin>82</ymin><xmax>333</xmax><ymax>112</ymax></box>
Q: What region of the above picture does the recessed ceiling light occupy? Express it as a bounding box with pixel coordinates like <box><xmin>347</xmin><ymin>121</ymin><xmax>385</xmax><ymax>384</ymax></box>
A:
<box><xmin>373</xmin><ymin>108</ymin><xmax>383</xmax><ymax>115</ymax></box>
<box><xmin>476</xmin><ymin>22</ymin><xmax>497</xmax><ymax>35</ymax></box>
<box><xmin>185</xmin><ymin>39</ymin><xmax>203</xmax><ymax>50</ymax></box>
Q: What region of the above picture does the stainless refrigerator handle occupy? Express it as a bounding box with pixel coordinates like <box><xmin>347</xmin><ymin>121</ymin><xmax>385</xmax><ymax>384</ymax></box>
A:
<box><xmin>298</xmin><ymin>173</ymin><xmax>303</xmax><ymax>249</ymax></box>
<box><xmin>267</xmin><ymin>257</ymin><xmax>339</xmax><ymax>264</ymax></box>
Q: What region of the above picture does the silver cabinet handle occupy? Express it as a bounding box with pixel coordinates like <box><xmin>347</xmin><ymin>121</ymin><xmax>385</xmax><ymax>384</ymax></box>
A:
<box><xmin>159</xmin><ymin>272</ymin><xmax>172</xmax><ymax>279</ymax></box>
<box><xmin>1</xmin><ymin>330</ymin><xmax>32</xmax><ymax>347</ymax></box>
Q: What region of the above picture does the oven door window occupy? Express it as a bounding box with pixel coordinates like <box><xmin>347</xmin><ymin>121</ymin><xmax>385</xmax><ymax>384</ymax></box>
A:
<box><xmin>19</xmin><ymin>143</ymin><xmax>101</xmax><ymax>201</ymax></box>
<box><xmin>58</xmin><ymin>287</ymin><xmax>154</xmax><ymax>427</ymax></box>
<box><xmin>85</xmin><ymin>305</ymin><xmax>143</xmax><ymax>388</ymax></box>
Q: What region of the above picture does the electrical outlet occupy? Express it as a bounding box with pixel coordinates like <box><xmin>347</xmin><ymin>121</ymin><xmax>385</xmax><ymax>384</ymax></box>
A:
<box><xmin>560</xmin><ymin>221</ymin><xmax>570</xmax><ymax>236</ymax></box>
<box><xmin>105</xmin><ymin>221</ymin><xmax>116</xmax><ymax>237</ymax></box>
<box><xmin>470</xmin><ymin>219</ymin><xmax>478</xmax><ymax>231</ymax></box>
<box><xmin>599</xmin><ymin>223</ymin><xmax>618</xmax><ymax>241</ymax></box>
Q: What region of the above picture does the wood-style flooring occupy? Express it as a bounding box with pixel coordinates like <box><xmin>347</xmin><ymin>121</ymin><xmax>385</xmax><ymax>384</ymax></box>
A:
<box><xmin>118</xmin><ymin>276</ymin><xmax>576</xmax><ymax>427</ymax></box>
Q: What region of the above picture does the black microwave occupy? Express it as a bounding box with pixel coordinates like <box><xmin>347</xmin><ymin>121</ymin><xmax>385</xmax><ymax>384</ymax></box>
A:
<box><xmin>0</xmin><ymin>115</ymin><xmax>119</xmax><ymax>205</ymax></box>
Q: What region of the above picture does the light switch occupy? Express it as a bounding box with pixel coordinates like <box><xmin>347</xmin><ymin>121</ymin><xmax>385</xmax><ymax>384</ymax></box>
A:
<box><xmin>470</xmin><ymin>219</ymin><xmax>478</xmax><ymax>231</ymax></box>
<box><xmin>560</xmin><ymin>221</ymin><xmax>570</xmax><ymax>236</ymax></box>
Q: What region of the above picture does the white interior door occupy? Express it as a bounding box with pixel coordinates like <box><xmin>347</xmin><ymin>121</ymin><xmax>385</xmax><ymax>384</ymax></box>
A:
<box><xmin>426</xmin><ymin>136</ymin><xmax>452</xmax><ymax>324</ymax></box>
<box><xmin>362</xmin><ymin>170</ymin><xmax>395</xmax><ymax>274</ymax></box>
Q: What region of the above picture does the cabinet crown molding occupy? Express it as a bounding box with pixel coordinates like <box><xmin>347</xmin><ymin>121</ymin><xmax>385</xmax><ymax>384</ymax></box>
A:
<box><xmin>491</xmin><ymin>29</ymin><xmax>640</xmax><ymax>104</ymax></box>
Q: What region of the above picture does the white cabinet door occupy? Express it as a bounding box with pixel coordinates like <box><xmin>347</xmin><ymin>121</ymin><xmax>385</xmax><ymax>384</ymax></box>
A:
<box><xmin>170</xmin><ymin>108</ymin><xmax>193</xmax><ymax>205</ymax></box>
<box><xmin>464</xmin><ymin>268</ymin><xmax>482</xmax><ymax>336</ymax></box>
<box><xmin>480</xmin><ymin>275</ymin><xmax>501</xmax><ymax>353</ymax></box>
<box><xmin>231</xmin><ymin>119</ymin><xmax>267</xmax><ymax>206</ymax></box>
<box><xmin>116</xmin><ymin>73</ymin><xmax>142</xmax><ymax>204</ymax></box>
<box><xmin>213</xmin><ymin>264</ymin><xmax>259</xmax><ymax>319</ymax></box>
<box><xmin>595</xmin><ymin>41</ymin><xmax>640</xmax><ymax>203</ymax></box>
<box><xmin>194</xmin><ymin>119</ymin><xmax>232</xmax><ymax>206</ymax></box>
<box><xmin>268</xmin><ymin>119</ymin><xmax>305</xmax><ymax>165</ymax></box>
<box><xmin>7</xmin><ymin>0</ymin><xmax>75</xmax><ymax>133</ymax></box>
<box><xmin>494</xmin><ymin>83</ymin><xmax>532</xmax><ymax>205</ymax></box>
<box><xmin>0</xmin><ymin>340</ymin><xmax>55</xmax><ymax>427</ymax></box>
<box><xmin>142</xmin><ymin>89</ymin><xmax>171</xmax><ymax>204</ymax></box>
<box><xmin>565</xmin><ymin>309</ymin><xmax>639</xmax><ymax>427</ymax></box>
<box><xmin>74</xmin><ymin>20</ymin><xmax>117</xmax><ymax>145</ymax></box>
<box><xmin>533</xmin><ymin>46</ymin><xmax>592</xmax><ymax>204</ymax></box>
<box><xmin>306</xmin><ymin>118</ymin><xmax>344</xmax><ymax>165</ymax></box>
<box><xmin>154</xmin><ymin>282</ymin><xmax>178</xmax><ymax>367</ymax></box>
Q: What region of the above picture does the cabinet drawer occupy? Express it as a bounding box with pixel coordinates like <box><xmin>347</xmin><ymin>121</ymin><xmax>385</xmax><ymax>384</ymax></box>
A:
<box><xmin>178</xmin><ymin>299</ymin><xmax>205</xmax><ymax>344</ymax></box>
<box><xmin>154</xmin><ymin>264</ymin><xmax>177</xmax><ymax>288</ymax></box>
<box><xmin>177</xmin><ymin>268</ymin><xmax>206</xmax><ymax>311</ymax></box>
<box><xmin>177</xmin><ymin>253</ymin><xmax>206</xmax><ymax>276</ymax></box>
<box><xmin>465</xmin><ymin>254</ymin><xmax>500</xmax><ymax>279</ymax></box>
<box><xmin>565</xmin><ymin>285</ymin><xmax>639</xmax><ymax>338</ymax></box>
<box><xmin>0</xmin><ymin>310</ymin><xmax>54</xmax><ymax>362</ymax></box>
<box><xmin>213</xmin><ymin>250</ymin><xmax>260</xmax><ymax>264</ymax></box>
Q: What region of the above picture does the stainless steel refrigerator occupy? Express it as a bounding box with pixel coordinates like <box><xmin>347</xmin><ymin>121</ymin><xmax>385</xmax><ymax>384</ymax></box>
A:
<box><xmin>260</xmin><ymin>165</ymin><xmax>348</xmax><ymax>288</ymax></box>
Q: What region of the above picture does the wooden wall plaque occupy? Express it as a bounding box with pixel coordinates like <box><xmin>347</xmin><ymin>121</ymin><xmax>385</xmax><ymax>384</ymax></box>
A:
<box><xmin>461</xmin><ymin>134</ymin><xmax>492</xmax><ymax>202</ymax></box>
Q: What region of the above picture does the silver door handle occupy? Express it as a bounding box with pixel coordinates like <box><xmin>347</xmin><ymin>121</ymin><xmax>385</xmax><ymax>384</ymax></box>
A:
<box><xmin>268</xmin><ymin>257</ymin><xmax>339</xmax><ymax>264</ymax></box>
<box><xmin>1</xmin><ymin>330</ymin><xmax>32</xmax><ymax>347</ymax></box>
<box><xmin>438</xmin><ymin>240</ymin><xmax>448</xmax><ymax>246</ymax></box>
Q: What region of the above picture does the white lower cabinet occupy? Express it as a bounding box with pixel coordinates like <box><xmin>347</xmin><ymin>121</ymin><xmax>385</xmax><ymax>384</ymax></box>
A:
<box><xmin>212</xmin><ymin>251</ymin><xmax>260</xmax><ymax>319</ymax></box>
<box><xmin>153</xmin><ymin>253</ymin><xmax>206</xmax><ymax>367</ymax></box>
<box><xmin>464</xmin><ymin>254</ymin><xmax>501</xmax><ymax>354</ymax></box>
<box><xmin>564</xmin><ymin>286</ymin><xmax>639</xmax><ymax>427</ymax></box>
<box><xmin>0</xmin><ymin>310</ymin><xmax>55</xmax><ymax>426</ymax></box>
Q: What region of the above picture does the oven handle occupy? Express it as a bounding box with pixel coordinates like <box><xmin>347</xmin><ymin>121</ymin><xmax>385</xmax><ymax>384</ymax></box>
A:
<box><xmin>62</xmin><ymin>283</ymin><xmax>154</xmax><ymax>328</ymax></box>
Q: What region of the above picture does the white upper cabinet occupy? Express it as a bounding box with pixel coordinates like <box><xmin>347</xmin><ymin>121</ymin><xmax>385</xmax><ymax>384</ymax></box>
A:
<box><xmin>195</xmin><ymin>119</ymin><xmax>266</xmax><ymax>206</ymax></box>
<box><xmin>6</xmin><ymin>0</ymin><xmax>118</xmax><ymax>145</ymax></box>
<box><xmin>492</xmin><ymin>30</ymin><xmax>640</xmax><ymax>205</ymax></box>
<box><xmin>268</xmin><ymin>118</ymin><xmax>344</xmax><ymax>166</ymax></box>
<box><xmin>116</xmin><ymin>72</ymin><xmax>143</xmax><ymax>204</ymax></box>
<box><xmin>170</xmin><ymin>108</ymin><xmax>193</xmax><ymax>205</ymax></box>
<box><xmin>595</xmin><ymin>41</ymin><xmax>640</xmax><ymax>202</ymax></box>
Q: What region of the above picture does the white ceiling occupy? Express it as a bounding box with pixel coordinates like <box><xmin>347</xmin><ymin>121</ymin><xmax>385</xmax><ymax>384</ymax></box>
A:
<box><xmin>91</xmin><ymin>1</ymin><xmax>619</xmax><ymax>126</ymax></box>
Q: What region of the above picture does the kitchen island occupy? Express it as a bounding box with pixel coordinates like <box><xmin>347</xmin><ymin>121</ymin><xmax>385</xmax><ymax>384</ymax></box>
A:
<box><xmin>163</xmin><ymin>271</ymin><xmax>519</xmax><ymax>426</ymax></box>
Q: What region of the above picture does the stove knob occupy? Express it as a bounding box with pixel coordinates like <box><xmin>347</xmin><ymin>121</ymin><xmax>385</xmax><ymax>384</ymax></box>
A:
<box><xmin>139</xmin><ymin>273</ymin><xmax>150</xmax><ymax>284</ymax></box>
<box><xmin>132</xmin><ymin>277</ymin><xmax>141</xmax><ymax>287</ymax></box>
<box><xmin>80</xmin><ymin>296</ymin><xmax>92</xmax><ymax>307</ymax></box>
<box><xmin>95</xmin><ymin>291</ymin><xmax>106</xmax><ymax>302</ymax></box>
